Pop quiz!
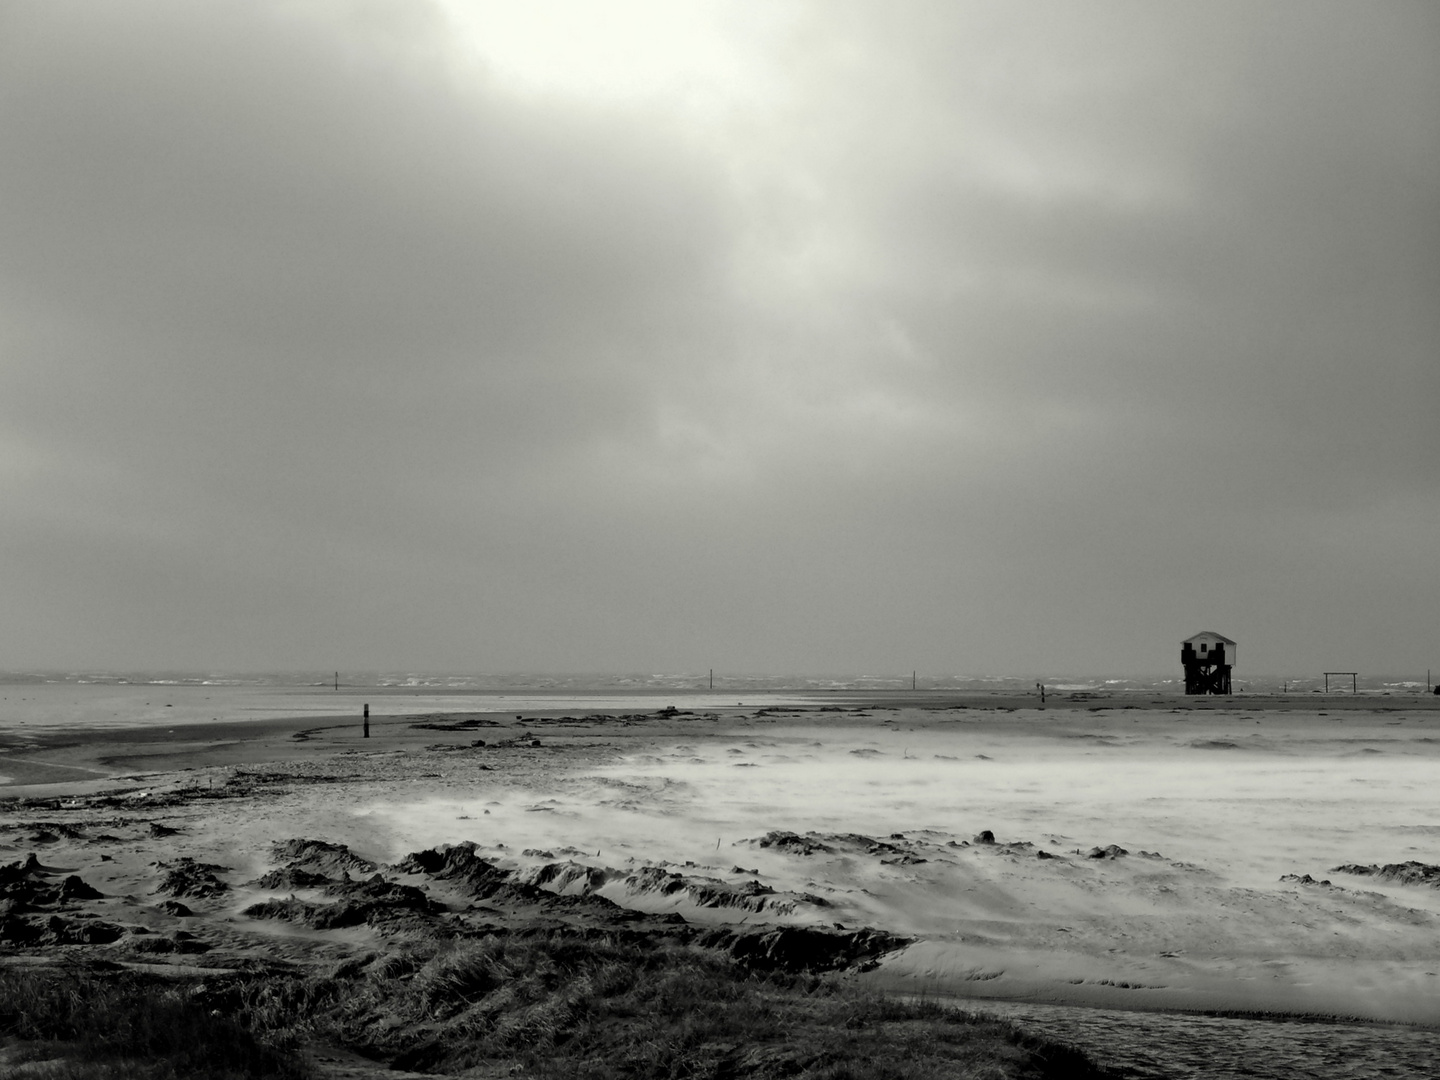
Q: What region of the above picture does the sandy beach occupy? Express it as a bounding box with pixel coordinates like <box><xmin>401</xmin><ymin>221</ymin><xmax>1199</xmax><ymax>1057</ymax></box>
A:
<box><xmin>5</xmin><ymin>691</ymin><xmax>1440</xmax><ymax>1076</ymax></box>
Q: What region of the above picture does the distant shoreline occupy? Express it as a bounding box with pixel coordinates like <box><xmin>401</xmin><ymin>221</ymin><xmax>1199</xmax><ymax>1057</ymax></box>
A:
<box><xmin>3</xmin><ymin>690</ymin><xmax>1438</xmax><ymax>793</ymax></box>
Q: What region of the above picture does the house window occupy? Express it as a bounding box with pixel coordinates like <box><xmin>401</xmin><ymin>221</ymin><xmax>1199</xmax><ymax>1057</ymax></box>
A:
<box><xmin>1200</xmin><ymin>644</ymin><xmax>1208</xmax><ymax>652</ymax></box>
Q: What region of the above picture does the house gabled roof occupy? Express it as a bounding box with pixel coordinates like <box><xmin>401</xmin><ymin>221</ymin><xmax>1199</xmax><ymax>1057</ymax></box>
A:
<box><xmin>1184</xmin><ymin>631</ymin><xmax>1236</xmax><ymax>644</ymax></box>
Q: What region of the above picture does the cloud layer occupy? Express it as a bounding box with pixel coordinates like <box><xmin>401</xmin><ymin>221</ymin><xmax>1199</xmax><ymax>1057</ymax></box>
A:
<box><xmin>3</xmin><ymin>1</ymin><xmax>1437</xmax><ymax>676</ymax></box>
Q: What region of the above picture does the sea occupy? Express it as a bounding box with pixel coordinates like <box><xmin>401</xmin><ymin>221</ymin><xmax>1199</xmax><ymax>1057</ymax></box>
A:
<box><xmin>0</xmin><ymin>669</ymin><xmax>1432</xmax><ymax>740</ymax></box>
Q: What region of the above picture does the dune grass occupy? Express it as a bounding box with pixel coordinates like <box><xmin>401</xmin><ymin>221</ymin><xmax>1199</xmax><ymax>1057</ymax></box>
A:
<box><xmin>1</xmin><ymin>935</ymin><xmax>1115</xmax><ymax>1078</ymax></box>
<box><xmin>0</xmin><ymin>963</ymin><xmax>308</xmax><ymax>1079</ymax></box>
<box><xmin>314</xmin><ymin>931</ymin><xmax>1115</xmax><ymax>1077</ymax></box>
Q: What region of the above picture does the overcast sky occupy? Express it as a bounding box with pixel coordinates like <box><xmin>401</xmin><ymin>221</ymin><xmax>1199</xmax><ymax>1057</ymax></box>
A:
<box><xmin>2</xmin><ymin>1</ymin><xmax>1436</xmax><ymax>678</ymax></box>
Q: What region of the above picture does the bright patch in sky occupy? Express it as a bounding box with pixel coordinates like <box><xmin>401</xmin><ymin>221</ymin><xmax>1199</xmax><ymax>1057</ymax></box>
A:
<box><xmin>438</xmin><ymin>0</ymin><xmax>785</xmax><ymax>116</ymax></box>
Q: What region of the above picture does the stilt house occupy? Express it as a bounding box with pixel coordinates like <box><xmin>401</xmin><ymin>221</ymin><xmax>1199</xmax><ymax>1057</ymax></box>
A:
<box><xmin>1182</xmin><ymin>631</ymin><xmax>1235</xmax><ymax>695</ymax></box>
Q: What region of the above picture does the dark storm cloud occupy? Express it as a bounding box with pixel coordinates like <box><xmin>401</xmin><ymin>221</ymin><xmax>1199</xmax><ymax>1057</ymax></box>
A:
<box><xmin>718</xmin><ymin>1</ymin><xmax>1440</xmax><ymax>671</ymax></box>
<box><xmin>0</xmin><ymin>1</ymin><xmax>727</xmax><ymax>446</ymax></box>
<box><xmin>781</xmin><ymin>2</ymin><xmax>1440</xmax><ymax>469</ymax></box>
<box><xmin>0</xmin><ymin>1</ymin><xmax>740</xmax><ymax>666</ymax></box>
<box><xmin>1</xmin><ymin>1</ymin><xmax>1436</xmax><ymax>674</ymax></box>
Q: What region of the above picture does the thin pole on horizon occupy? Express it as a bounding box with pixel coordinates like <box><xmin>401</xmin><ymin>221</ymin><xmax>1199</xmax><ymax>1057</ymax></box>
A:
<box><xmin>334</xmin><ymin>671</ymin><xmax>338</xmax><ymax>691</ymax></box>
<box><xmin>709</xmin><ymin>669</ymin><xmax>713</xmax><ymax>690</ymax></box>
<box><xmin>912</xmin><ymin>671</ymin><xmax>916</xmax><ymax>691</ymax></box>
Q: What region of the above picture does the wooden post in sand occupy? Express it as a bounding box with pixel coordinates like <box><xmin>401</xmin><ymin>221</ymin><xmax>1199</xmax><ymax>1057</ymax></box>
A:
<box><xmin>1323</xmin><ymin>672</ymin><xmax>1358</xmax><ymax>695</ymax></box>
<box><xmin>363</xmin><ymin>703</ymin><xmax>370</xmax><ymax>738</ymax></box>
